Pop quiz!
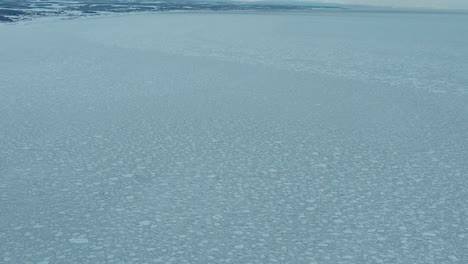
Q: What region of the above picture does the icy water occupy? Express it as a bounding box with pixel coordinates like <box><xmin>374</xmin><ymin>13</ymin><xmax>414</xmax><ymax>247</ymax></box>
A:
<box><xmin>1</xmin><ymin>11</ymin><xmax>468</xmax><ymax>264</ymax></box>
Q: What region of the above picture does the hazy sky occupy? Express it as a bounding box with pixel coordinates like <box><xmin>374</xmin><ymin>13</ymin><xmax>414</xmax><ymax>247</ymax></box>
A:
<box><xmin>305</xmin><ymin>0</ymin><xmax>468</xmax><ymax>9</ymax></box>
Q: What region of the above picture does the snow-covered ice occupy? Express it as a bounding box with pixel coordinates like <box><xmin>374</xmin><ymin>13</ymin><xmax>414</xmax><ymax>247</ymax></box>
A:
<box><xmin>68</xmin><ymin>238</ymin><xmax>89</xmax><ymax>244</ymax></box>
<box><xmin>1</xmin><ymin>11</ymin><xmax>468</xmax><ymax>264</ymax></box>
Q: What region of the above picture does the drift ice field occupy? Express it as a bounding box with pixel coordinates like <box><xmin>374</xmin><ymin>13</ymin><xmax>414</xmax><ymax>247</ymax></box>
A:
<box><xmin>1</xmin><ymin>11</ymin><xmax>468</xmax><ymax>264</ymax></box>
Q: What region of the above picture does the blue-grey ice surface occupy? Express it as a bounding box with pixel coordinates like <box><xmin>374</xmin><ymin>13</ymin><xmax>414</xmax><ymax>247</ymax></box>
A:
<box><xmin>1</xmin><ymin>11</ymin><xmax>468</xmax><ymax>264</ymax></box>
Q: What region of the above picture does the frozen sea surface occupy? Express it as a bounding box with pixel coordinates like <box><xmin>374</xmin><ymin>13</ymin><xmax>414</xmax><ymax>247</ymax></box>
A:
<box><xmin>1</xmin><ymin>12</ymin><xmax>468</xmax><ymax>264</ymax></box>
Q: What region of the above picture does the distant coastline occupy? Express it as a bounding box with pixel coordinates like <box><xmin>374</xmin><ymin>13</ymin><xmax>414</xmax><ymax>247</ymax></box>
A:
<box><xmin>0</xmin><ymin>0</ymin><xmax>344</xmax><ymax>23</ymax></box>
<box><xmin>1</xmin><ymin>0</ymin><xmax>467</xmax><ymax>24</ymax></box>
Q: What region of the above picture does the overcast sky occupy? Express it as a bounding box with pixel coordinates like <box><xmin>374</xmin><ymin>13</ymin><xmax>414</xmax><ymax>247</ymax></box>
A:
<box><xmin>301</xmin><ymin>0</ymin><xmax>468</xmax><ymax>9</ymax></box>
